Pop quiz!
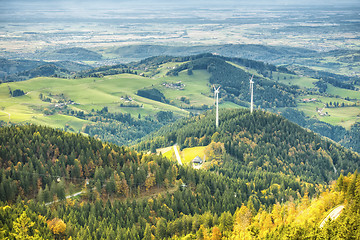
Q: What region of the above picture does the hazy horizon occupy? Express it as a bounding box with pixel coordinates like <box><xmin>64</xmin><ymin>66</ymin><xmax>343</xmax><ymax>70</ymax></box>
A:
<box><xmin>0</xmin><ymin>0</ymin><xmax>359</xmax><ymax>55</ymax></box>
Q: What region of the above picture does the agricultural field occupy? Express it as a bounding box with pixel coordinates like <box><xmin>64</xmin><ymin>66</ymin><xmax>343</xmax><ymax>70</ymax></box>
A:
<box><xmin>180</xmin><ymin>146</ymin><xmax>207</xmax><ymax>165</ymax></box>
<box><xmin>159</xmin><ymin>70</ymin><xmax>213</xmax><ymax>108</ymax></box>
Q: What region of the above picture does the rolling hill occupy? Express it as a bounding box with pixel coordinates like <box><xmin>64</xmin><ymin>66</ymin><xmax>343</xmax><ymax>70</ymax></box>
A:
<box><xmin>0</xmin><ymin>58</ymin><xmax>92</xmax><ymax>82</ymax></box>
<box><xmin>0</xmin><ymin>53</ymin><xmax>359</xmax><ymax>151</ymax></box>
<box><xmin>137</xmin><ymin>109</ymin><xmax>360</xmax><ymax>183</ymax></box>
<box><xmin>0</xmin><ymin>109</ymin><xmax>359</xmax><ymax>239</ymax></box>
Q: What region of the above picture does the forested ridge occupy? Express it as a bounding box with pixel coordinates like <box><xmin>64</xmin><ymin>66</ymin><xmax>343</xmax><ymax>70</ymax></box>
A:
<box><xmin>0</xmin><ymin>108</ymin><xmax>359</xmax><ymax>239</ymax></box>
<box><xmin>0</xmin><ymin>124</ymin><xmax>313</xmax><ymax>239</ymax></box>
<box><xmin>137</xmin><ymin>109</ymin><xmax>359</xmax><ymax>183</ymax></box>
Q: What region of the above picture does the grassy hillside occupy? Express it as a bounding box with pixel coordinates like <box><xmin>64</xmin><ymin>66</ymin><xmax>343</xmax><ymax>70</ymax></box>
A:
<box><xmin>1</xmin><ymin>53</ymin><xmax>359</xmax><ymax>149</ymax></box>
<box><xmin>0</xmin><ymin>74</ymin><xmax>188</xmax><ymax>129</ymax></box>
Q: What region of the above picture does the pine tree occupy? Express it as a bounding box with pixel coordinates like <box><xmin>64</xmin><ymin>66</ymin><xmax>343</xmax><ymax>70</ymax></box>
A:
<box><xmin>142</xmin><ymin>223</ymin><xmax>152</xmax><ymax>240</ymax></box>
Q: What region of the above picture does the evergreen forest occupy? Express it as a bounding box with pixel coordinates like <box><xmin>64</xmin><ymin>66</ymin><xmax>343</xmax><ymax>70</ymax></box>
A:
<box><xmin>0</xmin><ymin>109</ymin><xmax>359</xmax><ymax>239</ymax></box>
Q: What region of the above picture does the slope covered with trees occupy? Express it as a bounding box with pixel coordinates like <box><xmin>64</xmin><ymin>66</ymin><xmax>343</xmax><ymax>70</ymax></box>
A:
<box><xmin>137</xmin><ymin>109</ymin><xmax>360</xmax><ymax>184</ymax></box>
<box><xmin>0</xmin><ymin>124</ymin><xmax>308</xmax><ymax>239</ymax></box>
<box><xmin>171</xmin><ymin>172</ymin><xmax>360</xmax><ymax>239</ymax></box>
<box><xmin>0</xmin><ymin>108</ymin><xmax>359</xmax><ymax>239</ymax></box>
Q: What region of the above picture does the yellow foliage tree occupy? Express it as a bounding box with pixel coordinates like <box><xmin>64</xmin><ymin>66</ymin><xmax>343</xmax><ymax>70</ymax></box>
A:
<box><xmin>145</xmin><ymin>173</ymin><xmax>156</xmax><ymax>191</ymax></box>
<box><xmin>47</xmin><ymin>218</ymin><xmax>66</xmax><ymax>236</ymax></box>
<box><xmin>12</xmin><ymin>210</ymin><xmax>43</xmax><ymax>240</ymax></box>
<box><xmin>233</xmin><ymin>205</ymin><xmax>252</xmax><ymax>236</ymax></box>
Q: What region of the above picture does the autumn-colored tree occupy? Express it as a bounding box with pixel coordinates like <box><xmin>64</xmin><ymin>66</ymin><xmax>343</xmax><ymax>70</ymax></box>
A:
<box><xmin>197</xmin><ymin>225</ymin><xmax>210</xmax><ymax>240</ymax></box>
<box><xmin>47</xmin><ymin>218</ymin><xmax>66</xmax><ymax>237</ymax></box>
<box><xmin>233</xmin><ymin>205</ymin><xmax>252</xmax><ymax>236</ymax></box>
<box><xmin>211</xmin><ymin>226</ymin><xmax>222</xmax><ymax>240</ymax></box>
<box><xmin>145</xmin><ymin>173</ymin><xmax>156</xmax><ymax>191</ymax></box>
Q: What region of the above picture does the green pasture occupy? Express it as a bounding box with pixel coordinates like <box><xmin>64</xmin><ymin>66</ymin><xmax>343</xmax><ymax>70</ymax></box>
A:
<box><xmin>220</xmin><ymin>101</ymin><xmax>244</xmax><ymax>109</ymax></box>
<box><xmin>181</xmin><ymin>146</ymin><xmax>207</xmax><ymax>165</ymax></box>
<box><xmin>155</xmin><ymin>62</ymin><xmax>187</xmax><ymax>78</ymax></box>
<box><xmin>2</xmin><ymin>59</ymin><xmax>358</xmax><ymax>134</ymax></box>
<box><xmin>160</xmin><ymin>70</ymin><xmax>214</xmax><ymax>107</ymax></box>
<box><xmin>326</xmin><ymin>84</ymin><xmax>360</xmax><ymax>99</ymax></box>
<box><xmin>161</xmin><ymin>147</ymin><xmax>175</xmax><ymax>162</ymax></box>
<box><xmin>0</xmin><ymin>74</ymin><xmax>190</xmax><ymax>131</ymax></box>
<box><xmin>319</xmin><ymin>106</ymin><xmax>360</xmax><ymax>129</ymax></box>
<box><xmin>273</xmin><ymin>72</ymin><xmax>317</xmax><ymax>89</ymax></box>
<box><xmin>296</xmin><ymin>95</ymin><xmax>359</xmax><ymax>129</ymax></box>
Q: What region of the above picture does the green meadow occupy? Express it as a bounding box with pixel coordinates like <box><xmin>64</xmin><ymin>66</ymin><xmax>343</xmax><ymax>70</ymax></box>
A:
<box><xmin>1</xmin><ymin>59</ymin><xmax>358</xmax><ymax>135</ymax></box>
<box><xmin>272</xmin><ymin>72</ymin><xmax>317</xmax><ymax>89</ymax></box>
<box><xmin>0</xmin><ymin>70</ymin><xmax>219</xmax><ymax>132</ymax></box>
<box><xmin>159</xmin><ymin>70</ymin><xmax>213</xmax><ymax>107</ymax></box>
<box><xmin>326</xmin><ymin>84</ymin><xmax>360</xmax><ymax>99</ymax></box>
<box><xmin>297</xmin><ymin>95</ymin><xmax>360</xmax><ymax>129</ymax></box>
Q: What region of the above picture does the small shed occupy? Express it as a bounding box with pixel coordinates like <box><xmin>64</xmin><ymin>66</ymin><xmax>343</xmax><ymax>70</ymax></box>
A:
<box><xmin>192</xmin><ymin>156</ymin><xmax>203</xmax><ymax>164</ymax></box>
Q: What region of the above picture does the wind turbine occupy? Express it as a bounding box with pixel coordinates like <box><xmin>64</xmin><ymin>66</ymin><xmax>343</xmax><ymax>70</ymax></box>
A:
<box><xmin>249</xmin><ymin>74</ymin><xmax>254</xmax><ymax>113</ymax></box>
<box><xmin>213</xmin><ymin>85</ymin><xmax>220</xmax><ymax>128</ymax></box>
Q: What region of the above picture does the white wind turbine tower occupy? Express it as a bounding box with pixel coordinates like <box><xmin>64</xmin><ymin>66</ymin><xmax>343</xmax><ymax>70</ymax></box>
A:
<box><xmin>250</xmin><ymin>74</ymin><xmax>254</xmax><ymax>113</ymax></box>
<box><xmin>213</xmin><ymin>85</ymin><xmax>220</xmax><ymax>128</ymax></box>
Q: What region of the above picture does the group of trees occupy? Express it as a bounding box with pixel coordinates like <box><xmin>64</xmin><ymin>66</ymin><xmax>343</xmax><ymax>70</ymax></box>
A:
<box><xmin>176</xmin><ymin>172</ymin><xmax>360</xmax><ymax>239</ymax></box>
<box><xmin>10</xmin><ymin>89</ymin><xmax>25</xmax><ymax>97</ymax></box>
<box><xmin>325</xmin><ymin>101</ymin><xmax>356</xmax><ymax>108</ymax></box>
<box><xmin>0</xmin><ymin>124</ymin><xmax>175</xmax><ymax>202</ymax></box>
<box><xmin>75</xmin><ymin>67</ymin><xmax>138</xmax><ymax>79</ymax></box>
<box><xmin>136</xmin><ymin>88</ymin><xmax>167</xmax><ymax>103</ymax></box>
<box><xmin>79</xmin><ymin>107</ymin><xmax>175</xmax><ymax>146</ymax></box>
<box><xmin>290</xmin><ymin>65</ymin><xmax>359</xmax><ymax>91</ymax></box>
<box><xmin>278</xmin><ymin>108</ymin><xmax>360</xmax><ymax>153</ymax></box>
<box><xmin>1</xmin><ymin>171</ymin><xmax>358</xmax><ymax>239</ymax></box>
<box><xmin>47</xmin><ymin>105</ymin><xmax>175</xmax><ymax>146</ymax></box>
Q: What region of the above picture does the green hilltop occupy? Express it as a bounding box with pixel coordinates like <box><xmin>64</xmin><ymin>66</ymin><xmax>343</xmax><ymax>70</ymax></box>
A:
<box><xmin>0</xmin><ymin>53</ymin><xmax>359</xmax><ymax>149</ymax></box>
